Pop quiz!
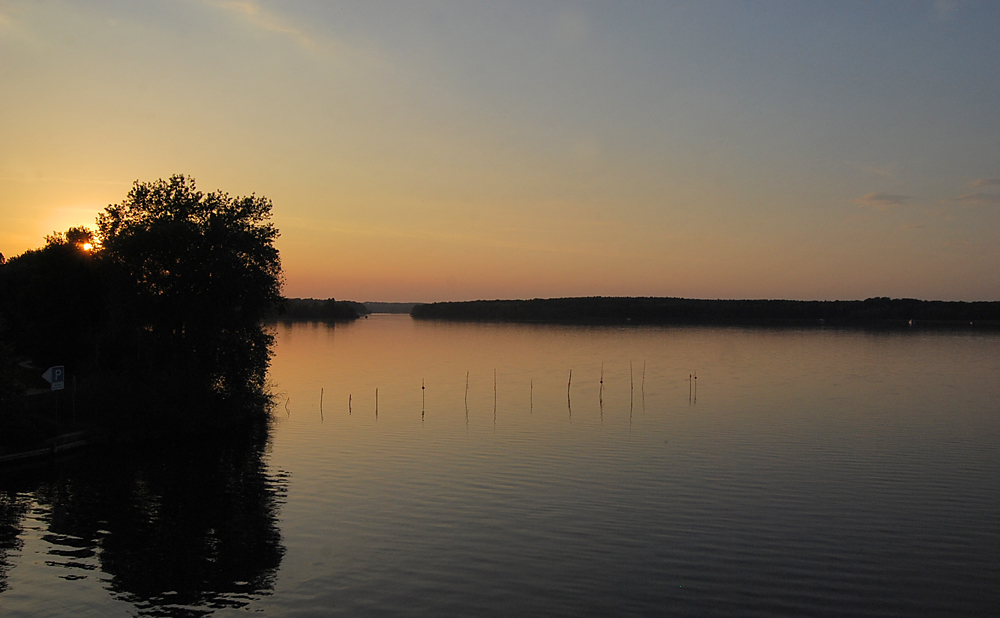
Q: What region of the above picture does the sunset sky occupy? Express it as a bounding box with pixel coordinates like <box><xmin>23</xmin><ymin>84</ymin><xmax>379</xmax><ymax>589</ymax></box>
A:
<box><xmin>2</xmin><ymin>1</ymin><xmax>999</xmax><ymax>302</ymax></box>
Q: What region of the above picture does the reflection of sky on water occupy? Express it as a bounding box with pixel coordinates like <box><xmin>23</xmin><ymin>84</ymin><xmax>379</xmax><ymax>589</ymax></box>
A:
<box><xmin>264</xmin><ymin>316</ymin><xmax>1000</xmax><ymax>617</ymax></box>
<box><xmin>2</xmin><ymin>317</ymin><xmax>999</xmax><ymax>616</ymax></box>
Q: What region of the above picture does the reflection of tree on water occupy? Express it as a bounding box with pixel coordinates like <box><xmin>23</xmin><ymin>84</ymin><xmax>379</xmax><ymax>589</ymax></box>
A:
<box><xmin>0</xmin><ymin>491</ymin><xmax>30</xmax><ymax>594</ymax></box>
<box><xmin>5</xmin><ymin>418</ymin><xmax>287</xmax><ymax>616</ymax></box>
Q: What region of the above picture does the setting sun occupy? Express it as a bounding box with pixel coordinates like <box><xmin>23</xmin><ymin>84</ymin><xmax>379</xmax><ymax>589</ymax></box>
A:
<box><xmin>82</xmin><ymin>243</ymin><xmax>92</xmax><ymax>251</ymax></box>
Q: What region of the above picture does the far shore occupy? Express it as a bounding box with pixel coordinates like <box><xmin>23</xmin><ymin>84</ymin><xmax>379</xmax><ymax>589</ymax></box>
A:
<box><xmin>409</xmin><ymin>296</ymin><xmax>1000</xmax><ymax>328</ymax></box>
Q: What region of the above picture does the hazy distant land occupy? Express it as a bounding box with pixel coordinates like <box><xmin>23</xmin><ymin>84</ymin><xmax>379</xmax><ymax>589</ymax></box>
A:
<box><xmin>410</xmin><ymin>297</ymin><xmax>1000</xmax><ymax>327</ymax></box>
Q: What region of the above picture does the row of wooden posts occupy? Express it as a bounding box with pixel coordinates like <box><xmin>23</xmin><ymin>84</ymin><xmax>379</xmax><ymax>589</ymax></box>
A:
<box><xmin>305</xmin><ymin>363</ymin><xmax>697</xmax><ymax>419</ymax></box>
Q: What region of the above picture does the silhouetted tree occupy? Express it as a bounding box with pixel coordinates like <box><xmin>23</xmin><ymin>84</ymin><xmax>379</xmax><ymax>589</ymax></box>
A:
<box><xmin>0</xmin><ymin>227</ymin><xmax>103</xmax><ymax>370</ymax></box>
<box><xmin>96</xmin><ymin>175</ymin><xmax>283</xmax><ymax>406</ymax></box>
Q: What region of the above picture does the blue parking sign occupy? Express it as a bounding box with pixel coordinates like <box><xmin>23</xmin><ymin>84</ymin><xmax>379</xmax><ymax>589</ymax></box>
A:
<box><xmin>42</xmin><ymin>365</ymin><xmax>65</xmax><ymax>391</ymax></box>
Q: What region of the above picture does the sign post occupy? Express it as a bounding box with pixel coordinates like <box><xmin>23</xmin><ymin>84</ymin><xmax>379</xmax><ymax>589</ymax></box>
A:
<box><xmin>42</xmin><ymin>365</ymin><xmax>65</xmax><ymax>391</ymax></box>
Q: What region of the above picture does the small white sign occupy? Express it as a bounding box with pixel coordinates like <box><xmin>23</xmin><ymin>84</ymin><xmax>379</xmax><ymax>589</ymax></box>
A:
<box><xmin>42</xmin><ymin>365</ymin><xmax>65</xmax><ymax>391</ymax></box>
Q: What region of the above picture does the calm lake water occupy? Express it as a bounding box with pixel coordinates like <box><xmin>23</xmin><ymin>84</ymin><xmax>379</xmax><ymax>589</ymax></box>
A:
<box><xmin>1</xmin><ymin>315</ymin><xmax>998</xmax><ymax>617</ymax></box>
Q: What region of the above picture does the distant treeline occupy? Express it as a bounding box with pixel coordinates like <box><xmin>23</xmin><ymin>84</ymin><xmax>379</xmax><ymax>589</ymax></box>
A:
<box><xmin>411</xmin><ymin>297</ymin><xmax>1000</xmax><ymax>327</ymax></box>
<box><xmin>275</xmin><ymin>298</ymin><xmax>364</xmax><ymax>321</ymax></box>
<box><xmin>273</xmin><ymin>300</ymin><xmax>421</xmax><ymax>320</ymax></box>
<box><xmin>362</xmin><ymin>302</ymin><xmax>419</xmax><ymax>314</ymax></box>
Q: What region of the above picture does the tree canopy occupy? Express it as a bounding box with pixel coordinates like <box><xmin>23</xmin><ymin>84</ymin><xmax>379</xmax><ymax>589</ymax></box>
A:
<box><xmin>0</xmin><ymin>175</ymin><xmax>284</xmax><ymax>431</ymax></box>
<box><xmin>97</xmin><ymin>174</ymin><xmax>283</xmax><ymax>401</ymax></box>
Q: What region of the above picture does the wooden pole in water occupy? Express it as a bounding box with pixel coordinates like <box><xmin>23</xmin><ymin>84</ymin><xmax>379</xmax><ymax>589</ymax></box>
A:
<box><xmin>641</xmin><ymin>361</ymin><xmax>646</xmax><ymax>410</ymax></box>
<box><xmin>465</xmin><ymin>371</ymin><xmax>470</xmax><ymax>404</ymax></box>
<box><xmin>349</xmin><ymin>394</ymin><xmax>352</xmax><ymax>415</ymax></box>
<box><xmin>530</xmin><ymin>379</ymin><xmax>533</xmax><ymax>413</ymax></box>
<box><xmin>422</xmin><ymin>379</ymin><xmax>425</xmax><ymax>419</ymax></box>
<box><xmin>375</xmin><ymin>387</ymin><xmax>379</xmax><ymax>417</ymax></box>
<box><xmin>600</xmin><ymin>362</ymin><xmax>604</xmax><ymax>404</ymax></box>
<box><xmin>567</xmin><ymin>369</ymin><xmax>572</xmax><ymax>416</ymax></box>
<box><xmin>630</xmin><ymin>361</ymin><xmax>634</xmax><ymax>409</ymax></box>
<box><xmin>320</xmin><ymin>387</ymin><xmax>324</xmax><ymax>421</ymax></box>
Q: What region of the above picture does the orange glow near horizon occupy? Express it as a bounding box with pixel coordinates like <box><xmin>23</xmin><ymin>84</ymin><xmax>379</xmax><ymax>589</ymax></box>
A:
<box><xmin>1</xmin><ymin>3</ymin><xmax>999</xmax><ymax>301</ymax></box>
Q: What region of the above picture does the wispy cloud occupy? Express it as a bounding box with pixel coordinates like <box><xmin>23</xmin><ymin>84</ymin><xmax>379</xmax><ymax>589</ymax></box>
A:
<box><xmin>854</xmin><ymin>192</ymin><xmax>912</xmax><ymax>209</ymax></box>
<box><xmin>971</xmin><ymin>178</ymin><xmax>1000</xmax><ymax>188</ymax></box>
<box><xmin>199</xmin><ymin>0</ymin><xmax>391</xmax><ymax>73</ymax></box>
<box><xmin>941</xmin><ymin>192</ymin><xmax>1000</xmax><ymax>206</ymax></box>
<box><xmin>209</xmin><ymin>1</ymin><xmax>314</xmax><ymax>48</ymax></box>
<box><xmin>860</xmin><ymin>163</ymin><xmax>899</xmax><ymax>179</ymax></box>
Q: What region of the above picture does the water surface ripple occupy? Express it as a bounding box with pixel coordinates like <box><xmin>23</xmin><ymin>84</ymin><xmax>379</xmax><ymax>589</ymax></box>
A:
<box><xmin>1</xmin><ymin>316</ymin><xmax>997</xmax><ymax>616</ymax></box>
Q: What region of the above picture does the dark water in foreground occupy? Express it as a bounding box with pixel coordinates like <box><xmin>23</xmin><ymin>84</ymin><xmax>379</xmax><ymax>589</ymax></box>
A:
<box><xmin>1</xmin><ymin>315</ymin><xmax>998</xmax><ymax>616</ymax></box>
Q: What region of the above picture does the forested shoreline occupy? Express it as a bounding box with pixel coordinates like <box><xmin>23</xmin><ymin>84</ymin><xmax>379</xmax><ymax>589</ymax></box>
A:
<box><xmin>274</xmin><ymin>298</ymin><xmax>364</xmax><ymax>321</ymax></box>
<box><xmin>411</xmin><ymin>297</ymin><xmax>1000</xmax><ymax>327</ymax></box>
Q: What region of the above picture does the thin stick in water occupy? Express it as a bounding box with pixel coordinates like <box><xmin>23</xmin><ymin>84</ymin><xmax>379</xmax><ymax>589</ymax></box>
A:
<box><xmin>567</xmin><ymin>369</ymin><xmax>573</xmax><ymax>416</ymax></box>
<box><xmin>630</xmin><ymin>361</ymin><xmax>634</xmax><ymax>409</ymax></box>
<box><xmin>320</xmin><ymin>387</ymin><xmax>324</xmax><ymax>421</ymax></box>
<box><xmin>599</xmin><ymin>362</ymin><xmax>604</xmax><ymax>406</ymax></box>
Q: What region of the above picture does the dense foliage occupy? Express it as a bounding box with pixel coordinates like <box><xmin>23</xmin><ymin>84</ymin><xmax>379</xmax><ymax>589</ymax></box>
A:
<box><xmin>0</xmin><ymin>175</ymin><xmax>285</xmax><ymax>436</ymax></box>
<box><xmin>97</xmin><ymin>175</ymin><xmax>283</xmax><ymax>400</ymax></box>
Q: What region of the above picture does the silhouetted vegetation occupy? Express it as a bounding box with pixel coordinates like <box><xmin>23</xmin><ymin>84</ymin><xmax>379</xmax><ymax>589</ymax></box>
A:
<box><xmin>0</xmin><ymin>175</ymin><xmax>284</xmax><ymax>448</ymax></box>
<box><xmin>412</xmin><ymin>297</ymin><xmax>1000</xmax><ymax>327</ymax></box>
<box><xmin>362</xmin><ymin>302</ymin><xmax>419</xmax><ymax>314</ymax></box>
<box><xmin>274</xmin><ymin>298</ymin><xmax>362</xmax><ymax>321</ymax></box>
<box><xmin>0</xmin><ymin>228</ymin><xmax>104</xmax><ymax>373</ymax></box>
